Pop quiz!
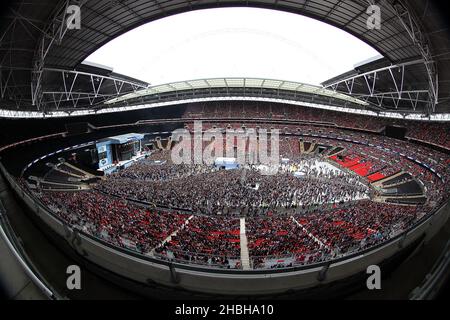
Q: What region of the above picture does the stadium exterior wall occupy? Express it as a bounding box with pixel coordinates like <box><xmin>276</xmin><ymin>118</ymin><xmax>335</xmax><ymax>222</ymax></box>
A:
<box><xmin>1</xmin><ymin>162</ymin><xmax>449</xmax><ymax>295</ymax></box>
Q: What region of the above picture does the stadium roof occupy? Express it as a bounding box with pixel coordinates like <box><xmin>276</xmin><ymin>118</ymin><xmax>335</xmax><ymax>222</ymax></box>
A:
<box><xmin>106</xmin><ymin>78</ymin><xmax>368</xmax><ymax>106</ymax></box>
<box><xmin>0</xmin><ymin>0</ymin><xmax>449</xmax><ymax>117</ymax></box>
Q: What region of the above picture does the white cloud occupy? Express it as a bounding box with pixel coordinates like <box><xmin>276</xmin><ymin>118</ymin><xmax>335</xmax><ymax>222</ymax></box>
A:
<box><xmin>85</xmin><ymin>7</ymin><xmax>381</xmax><ymax>86</ymax></box>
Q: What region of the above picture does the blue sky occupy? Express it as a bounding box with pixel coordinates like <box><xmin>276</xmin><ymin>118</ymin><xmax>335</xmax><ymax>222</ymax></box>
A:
<box><xmin>85</xmin><ymin>7</ymin><xmax>381</xmax><ymax>86</ymax></box>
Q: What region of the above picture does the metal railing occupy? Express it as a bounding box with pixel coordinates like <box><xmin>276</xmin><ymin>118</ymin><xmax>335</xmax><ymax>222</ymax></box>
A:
<box><xmin>0</xmin><ymin>199</ymin><xmax>58</xmax><ymax>299</ymax></box>
<box><xmin>410</xmin><ymin>238</ymin><xmax>450</xmax><ymax>300</ymax></box>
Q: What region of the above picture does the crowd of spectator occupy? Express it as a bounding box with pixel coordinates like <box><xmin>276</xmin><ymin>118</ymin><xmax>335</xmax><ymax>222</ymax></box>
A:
<box><xmin>245</xmin><ymin>200</ymin><xmax>423</xmax><ymax>268</ymax></box>
<box><xmin>154</xmin><ymin>215</ymin><xmax>241</xmax><ymax>268</ymax></box>
<box><xmin>37</xmin><ymin>190</ymin><xmax>189</xmax><ymax>253</ymax></box>
<box><xmin>31</xmin><ymin>185</ymin><xmax>430</xmax><ymax>270</ymax></box>
<box><xmin>25</xmin><ymin>113</ymin><xmax>450</xmax><ymax>270</ymax></box>
<box><xmin>96</xmin><ymin>157</ymin><xmax>369</xmax><ymax>216</ymax></box>
<box><xmin>182</xmin><ymin>102</ymin><xmax>450</xmax><ymax>149</ymax></box>
<box><xmin>295</xmin><ymin>200</ymin><xmax>420</xmax><ymax>256</ymax></box>
<box><xmin>246</xmin><ymin>215</ymin><xmax>324</xmax><ymax>268</ymax></box>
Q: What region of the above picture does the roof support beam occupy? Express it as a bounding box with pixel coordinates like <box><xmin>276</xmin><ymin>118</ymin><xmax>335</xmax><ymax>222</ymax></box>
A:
<box><xmin>31</xmin><ymin>0</ymin><xmax>88</xmax><ymax>109</ymax></box>
<box><xmin>323</xmin><ymin>59</ymin><xmax>428</xmax><ymax>111</ymax></box>
<box><xmin>385</xmin><ymin>0</ymin><xmax>439</xmax><ymax>113</ymax></box>
<box><xmin>0</xmin><ymin>69</ymin><xmax>13</xmax><ymax>99</ymax></box>
<box><xmin>39</xmin><ymin>68</ymin><xmax>148</xmax><ymax>110</ymax></box>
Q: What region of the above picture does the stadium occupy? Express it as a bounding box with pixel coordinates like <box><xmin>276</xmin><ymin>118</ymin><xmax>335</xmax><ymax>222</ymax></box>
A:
<box><xmin>0</xmin><ymin>0</ymin><xmax>449</xmax><ymax>301</ymax></box>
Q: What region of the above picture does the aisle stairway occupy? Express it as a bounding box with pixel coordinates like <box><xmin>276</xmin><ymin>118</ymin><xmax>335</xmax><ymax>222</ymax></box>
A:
<box><xmin>60</xmin><ymin>162</ymin><xmax>95</xmax><ymax>179</ymax></box>
<box><xmin>240</xmin><ymin>218</ymin><xmax>251</xmax><ymax>270</ymax></box>
<box><xmin>148</xmin><ymin>215</ymin><xmax>194</xmax><ymax>256</ymax></box>
<box><xmin>165</xmin><ymin>137</ymin><xmax>173</xmax><ymax>150</ymax></box>
<box><xmin>299</xmin><ymin>141</ymin><xmax>305</xmax><ymax>153</ymax></box>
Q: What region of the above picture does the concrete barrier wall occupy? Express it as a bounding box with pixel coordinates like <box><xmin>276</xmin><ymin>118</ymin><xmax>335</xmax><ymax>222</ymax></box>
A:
<box><xmin>1</xmin><ymin>162</ymin><xmax>449</xmax><ymax>295</ymax></box>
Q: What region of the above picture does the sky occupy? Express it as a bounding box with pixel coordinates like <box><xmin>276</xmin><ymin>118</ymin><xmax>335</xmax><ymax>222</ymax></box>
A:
<box><xmin>85</xmin><ymin>7</ymin><xmax>382</xmax><ymax>86</ymax></box>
